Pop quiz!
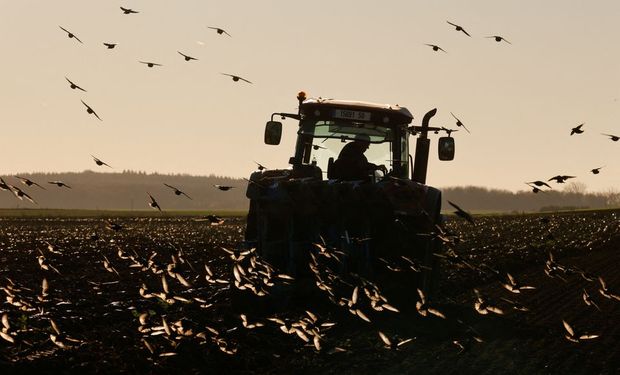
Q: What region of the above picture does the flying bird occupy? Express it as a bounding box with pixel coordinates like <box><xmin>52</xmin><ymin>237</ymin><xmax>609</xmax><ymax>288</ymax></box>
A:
<box><xmin>208</xmin><ymin>26</ymin><xmax>231</xmax><ymax>37</ymax></box>
<box><xmin>570</xmin><ymin>123</ymin><xmax>584</xmax><ymax>135</ymax></box>
<box><xmin>139</xmin><ymin>61</ymin><xmax>162</xmax><ymax>68</ymax></box>
<box><xmin>147</xmin><ymin>193</ymin><xmax>161</xmax><ymax>211</ymax></box>
<box><xmin>103</xmin><ymin>43</ymin><xmax>117</xmax><ymax>49</ymax></box>
<box><xmin>65</xmin><ymin>77</ymin><xmax>86</xmax><ymax>92</ymax></box>
<box><xmin>601</xmin><ymin>133</ymin><xmax>619</xmax><ymax>141</ymax></box>
<box><xmin>447</xmin><ymin>21</ymin><xmax>471</xmax><ymax>36</ymax></box>
<box><xmin>486</xmin><ymin>35</ymin><xmax>511</xmax><ymax>44</ymax></box>
<box><xmin>450</xmin><ymin>112</ymin><xmax>471</xmax><ymax>133</ymax></box>
<box><xmin>81</xmin><ymin>100</ymin><xmax>102</xmax><ymax>121</ymax></box>
<box><xmin>163</xmin><ymin>183</ymin><xmax>192</xmax><ymax>199</ymax></box>
<box><xmin>91</xmin><ymin>155</ymin><xmax>112</xmax><ymax>168</ymax></box>
<box><xmin>590</xmin><ymin>167</ymin><xmax>604</xmax><ymax>175</ymax></box>
<box><xmin>0</xmin><ymin>178</ymin><xmax>11</xmax><ymax>191</ymax></box>
<box><xmin>120</xmin><ymin>7</ymin><xmax>139</xmax><ymax>14</ymax></box>
<box><xmin>425</xmin><ymin>44</ymin><xmax>446</xmax><ymax>53</ymax></box>
<box><xmin>9</xmin><ymin>185</ymin><xmax>37</xmax><ymax>204</ymax></box>
<box><xmin>562</xmin><ymin>320</ymin><xmax>599</xmax><ymax>343</ymax></box>
<box><xmin>221</xmin><ymin>73</ymin><xmax>252</xmax><ymax>84</ymax></box>
<box><xmin>448</xmin><ymin>200</ymin><xmax>474</xmax><ymax>224</ymax></box>
<box><xmin>214</xmin><ymin>184</ymin><xmax>235</xmax><ymax>191</ymax></box>
<box><xmin>254</xmin><ymin>161</ymin><xmax>267</xmax><ymax>171</ymax></box>
<box><xmin>527</xmin><ymin>180</ymin><xmax>552</xmax><ymax>189</ymax></box>
<box><xmin>59</xmin><ymin>26</ymin><xmax>83</xmax><ymax>43</ymax></box>
<box><xmin>15</xmin><ymin>176</ymin><xmax>46</xmax><ymax>189</ymax></box>
<box><xmin>178</xmin><ymin>51</ymin><xmax>198</xmax><ymax>61</ymax></box>
<box><xmin>548</xmin><ymin>175</ymin><xmax>576</xmax><ymax>184</ymax></box>
<box><xmin>48</xmin><ymin>181</ymin><xmax>71</xmax><ymax>189</ymax></box>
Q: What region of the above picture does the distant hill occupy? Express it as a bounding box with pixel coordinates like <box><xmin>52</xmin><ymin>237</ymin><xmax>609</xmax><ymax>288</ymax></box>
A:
<box><xmin>0</xmin><ymin>171</ymin><xmax>249</xmax><ymax>211</ymax></box>
<box><xmin>1</xmin><ymin>172</ymin><xmax>618</xmax><ymax>212</ymax></box>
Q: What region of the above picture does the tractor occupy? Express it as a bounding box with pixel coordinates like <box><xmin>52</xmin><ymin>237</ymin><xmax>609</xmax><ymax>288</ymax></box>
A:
<box><xmin>244</xmin><ymin>92</ymin><xmax>455</xmax><ymax>299</ymax></box>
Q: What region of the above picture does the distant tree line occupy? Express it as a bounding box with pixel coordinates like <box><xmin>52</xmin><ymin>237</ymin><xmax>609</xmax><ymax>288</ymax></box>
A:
<box><xmin>1</xmin><ymin>172</ymin><xmax>618</xmax><ymax>212</ymax></box>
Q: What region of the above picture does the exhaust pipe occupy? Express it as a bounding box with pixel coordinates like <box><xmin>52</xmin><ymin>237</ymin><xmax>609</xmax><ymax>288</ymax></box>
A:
<box><xmin>412</xmin><ymin>108</ymin><xmax>437</xmax><ymax>184</ymax></box>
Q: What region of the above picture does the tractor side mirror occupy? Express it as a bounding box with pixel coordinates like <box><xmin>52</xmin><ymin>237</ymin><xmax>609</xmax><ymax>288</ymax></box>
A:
<box><xmin>438</xmin><ymin>137</ymin><xmax>455</xmax><ymax>161</ymax></box>
<box><xmin>264</xmin><ymin>121</ymin><xmax>282</xmax><ymax>145</ymax></box>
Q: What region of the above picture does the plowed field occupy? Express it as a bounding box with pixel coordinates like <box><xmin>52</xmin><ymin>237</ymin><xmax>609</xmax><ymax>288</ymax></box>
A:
<box><xmin>0</xmin><ymin>210</ymin><xmax>619</xmax><ymax>374</ymax></box>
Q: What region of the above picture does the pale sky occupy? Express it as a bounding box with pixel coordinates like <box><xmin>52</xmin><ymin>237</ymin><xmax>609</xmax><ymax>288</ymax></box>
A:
<box><xmin>1</xmin><ymin>0</ymin><xmax>619</xmax><ymax>193</ymax></box>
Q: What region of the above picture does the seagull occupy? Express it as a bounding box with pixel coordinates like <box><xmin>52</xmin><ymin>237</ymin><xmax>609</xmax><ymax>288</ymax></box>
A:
<box><xmin>526</xmin><ymin>183</ymin><xmax>545</xmax><ymax>194</ymax></box>
<box><xmin>0</xmin><ymin>178</ymin><xmax>11</xmax><ymax>191</ymax></box>
<box><xmin>562</xmin><ymin>320</ymin><xmax>599</xmax><ymax>343</ymax></box>
<box><xmin>425</xmin><ymin>44</ymin><xmax>446</xmax><ymax>53</ymax></box>
<box><xmin>147</xmin><ymin>193</ymin><xmax>161</xmax><ymax>211</ymax></box>
<box><xmin>208</xmin><ymin>26</ymin><xmax>231</xmax><ymax>37</ymax></box>
<box><xmin>65</xmin><ymin>77</ymin><xmax>86</xmax><ymax>92</ymax></box>
<box><xmin>548</xmin><ymin>175</ymin><xmax>576</xmax><ymax>184</ymax></box>
<box><xmin>450</xmin><ymin>112</ymin><xmax>471</xmax><ymax>133</ymax></box>
<box><xmin>81</xmin><ymin>100</ymin><xmax>102</xmax><ymax>121</ymax></box>
<box><xmin>447</xmin><ymin>21</ymin><xmax>471</xmax><ymax>37</ymax></box>
<box><xmin>178</xmin><ymin>51</ymin><xmax>198</xmax><ymax>61</ymax></box>
<box><xmin>221</xmin><ymin>73</ymin><xmax>252</xmax><ymax>84</ymax></box>
<box><xmin>590</xmin><ymin>167</ymin><xmax>604</xmax><ymax>175</ymax></box>
<box><xmin>103</xmin><ymin>43</ymin><xmax>117</xmax><ymax>49</ymax></box>
<box><xmin>91</xmin><ymin>155</ymin><xmax>112</xmax><ymax>168</ymax></box>
<box><xmin>15</xmin><ymin>176</ymin><xmax>46</xmax><ymax>189</ymax></box>
<box><xmin>527</xmin><ymin>180</ymin><xmax>552</xmax><ymax>189</ymax></box>
<box><xmin>448</xmin><ymin>200</ymin><xmax>474</xmax><ymax>224</ymax></box>
<box><xmin>48</xmin><ymin>181</ymin><xmax>71</xmax><ymax>189</ymax></box>
<box><xmin>59</xmin><ymin>26</ymin><xmax>82</xmax><ymax>43</ymax></box>
<box><xmin>486</xmin><ymin>35</ymin><xmax>511</xmax><ymax>44</ymax></box>
<box><xmin>214</xmin><ymin>184</ymin><xmax>235</xmax><ymax>191</ymax></box>
<box><xmin>163</xmin><ymin>183</ymin><xmax>192</xmax><ymax>199</ymax></box>
<box><xmin>9</xmin><ymin>185</ymin><xmax>37</xmax><ymax>204</ymax></box>
<box><xmin>601</xmin><ymin>133</ymin><xmax>619</xmax><ymax>141</ymax></box>
<box><xmin>254</xmin><ymin>161</ymin><xmax>267</xmax><ymax>171</ymax></box>
<box><xmin>120</xmin><ymin>7</ymin><xmax>139</xmax><ymax>14</ymax></box>
<box><xmin>139</xmin><ymin>61</ymin><xmax>162</xmax><ymax>68</ymax></box>
<box><xmin>571</xmin><ymin>123</ymin><xmax>584</xmax><ymax>135</ymax></box>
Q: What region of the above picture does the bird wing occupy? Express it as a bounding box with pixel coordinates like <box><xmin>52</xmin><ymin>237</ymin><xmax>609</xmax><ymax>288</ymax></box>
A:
<box><xmin>562</xmin><ymin>320</ymin><xmax>574</xmax><ymax>336</ymax></box>
<box><xmin>378</xmin><ymin>331</ymin><xmax>391</xmax><ymax>347</ymax></box>
<box><xmin>238</xmin><ymin>76</ymin><xmax>253</xmax><ymax>84</ymax></box>
<box><xmin>59</xmin><ymin>26</ymin><xmax>70</xmax><ymax>34</ymax></box>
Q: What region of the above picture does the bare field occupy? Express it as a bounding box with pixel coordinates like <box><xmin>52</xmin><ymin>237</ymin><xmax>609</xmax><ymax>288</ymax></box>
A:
<box><xmin>0</xmin><ymin>211</ymin><xmax>619</xmax><ymax>374</ymax></box>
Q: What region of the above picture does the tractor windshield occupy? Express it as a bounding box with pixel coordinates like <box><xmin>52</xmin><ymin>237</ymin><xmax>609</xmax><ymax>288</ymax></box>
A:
<box><xmin>297</xmin><ymin>119</ymin><xmax>400</xmax><ymax>178</ymax></box>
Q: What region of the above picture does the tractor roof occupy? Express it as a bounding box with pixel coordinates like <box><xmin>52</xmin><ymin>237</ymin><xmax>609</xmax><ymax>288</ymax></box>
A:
<box><xmin>301</xmin><ymin>98</ymin><xmax>414</xmax><ymax>125</ymax></box>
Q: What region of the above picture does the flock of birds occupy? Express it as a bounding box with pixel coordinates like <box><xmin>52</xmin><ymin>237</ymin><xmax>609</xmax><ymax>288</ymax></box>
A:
<box><xmin>523</xmin><ymin>122</ymin><xmax>618</xmax><ymax>193</ymax></box>
<box><xmin>425</xmin><ymin>20</ymin><xmax>511</xmax><ymax>53</ymax></box>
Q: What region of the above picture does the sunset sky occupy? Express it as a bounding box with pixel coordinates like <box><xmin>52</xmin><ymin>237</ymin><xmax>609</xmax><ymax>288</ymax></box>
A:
<box><xmin>1</xmin><ymin>0</ymin><xmax>619</xmax><ymax>193</ymax></box>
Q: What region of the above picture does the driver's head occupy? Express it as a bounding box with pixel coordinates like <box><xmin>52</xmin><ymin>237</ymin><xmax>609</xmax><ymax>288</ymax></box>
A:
<box><xmin>353</xmin><ymin>134</ymin><xmax>371</xmax><ymax>150</ymax></box>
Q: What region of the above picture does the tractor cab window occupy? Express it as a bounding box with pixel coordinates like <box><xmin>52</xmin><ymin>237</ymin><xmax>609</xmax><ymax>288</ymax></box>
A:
<box><xmin>298</xmin><ymin>119</ymin><xmax>396</xmax><ymax>179</ymax></box>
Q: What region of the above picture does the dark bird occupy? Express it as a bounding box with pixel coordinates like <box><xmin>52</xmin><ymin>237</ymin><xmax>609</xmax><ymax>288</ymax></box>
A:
<box><xmin>48</xmin><ymin>181</ymin><xmax>71</xmax><ymax>189</ymax></box>
<box><xmin>163</xmin><ymin>183</ymin><xmax>192</xmax><ymax>199</ymax></box>
<box><xmin>548</xmin><ymin>175</ymin><xmax>576</xmax><ymax>184</ymax></box>
<box><xmin>65</xmin><ymin>77</ymin><xmax>86</xmax><ymax>92</ymax></box>
<box><xmin>178</xmin><ymin>51</ymin><xmax>198</xmax><ymax>61</ymax></box>
<box><xmin>214</xmin><ymin>184</ymin><xmax>235</xmax><ymax>191</ymax></box>
<box><xmin>81</xmin><ymin>100</ymin><xmax>102</xmax><ymax>121</ymax></box>
<box><xmin>448</xmin><ymin>200</ymin><xmax>474</xmax><ymax>224</ymax></box>
<box><xmin>147</xmin><ymin>193</ymin><xmax>161</xmax><ymax>211</ymax></box>
<box><xmin>59</xmin><ymin>26</ymin><xmax>83</xmax><ymax>43</ymax></box>
<box><xmin>103</xmin><ymin>42</ymin><xmax>117</xmax><ymax>49</ymax></box>
<box><xmin>208</xmin><ymin>26</ymin><xmax>231</xmax><ymax>37</ymax></box>
<box><xmin>221</xmin><ymin>73</ymin><xmax>252</xmax><ymax>84</ymax></box>
<box><xmin>601</xmin><ymin>133</ymin><xmax>620</xmax><ymax>141</ymax></box>
<box><xmin>447</xmin><ymin>21</ymin><xmax>471</xmax><ymax>36</ymax></box>
<box><xmin>486</xmin><ymin>35</ymin><xmax>511</xmax><ymax>44</ymax></box>
<box><xmin>425</xmin><ymin>44</ymin><xmax>446</xmax><ymax>53</ymax></box>
<box><xmin>120</xmin><ymin>7</ymin><xmax>139</xmax><ymax>14</ymax></box>
<box><xmin>450</xmin><ymin>112</ymin><xmax>471</xmax><ymax>133</ymax></box>
<box><xmin>570</xmin><ymin>123</ymin><xmax>584</xmax><ymax>135</ymax></box>
<box><xmin>590</xmin><ymin>167</ymin><xmax>604</xmax><ymax>175</ymax></box>
<box><xmin>139</xmin><ymin>61</ymin><xmax>162</xmax><ymax>68</ymax></box>
<box><xmin>204</xmin><ymin>215</ymin><xmax>224</xmax><ymax>225</ymax></box>
<box><xmin>15</xmin><ymin>176</ymin><xmax>46</xmax><ymax>189</ymax></box>
<box><xmin>105</xmin><ymin>220</ymin><xmax>123</xmax><ymax>231</ymax></box>
<box><xmin>91</xmin><ymin>155</ymin><xmax>112</xmax><ymax>168</ymax></box>
<box><xmin>254</xmin><ymin>161</ymin><xmax>267</xmax><ymax>171</ymax></box>
<box><xmin>527</xmin><ymin>180</ymin><xmax>552</xmax><ymax>189</ymax></box>
<box><xmin>526</xmin><ymin>183</ymin><xmax>545</xmax><ymax>194</ymax></box>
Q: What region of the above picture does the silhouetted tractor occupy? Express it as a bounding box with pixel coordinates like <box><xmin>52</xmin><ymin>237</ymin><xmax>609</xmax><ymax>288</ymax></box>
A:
<box><xmin>245</xmin><ymin>92</ymin><xmax>455</xmax><ymax>299</ymax></box>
